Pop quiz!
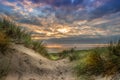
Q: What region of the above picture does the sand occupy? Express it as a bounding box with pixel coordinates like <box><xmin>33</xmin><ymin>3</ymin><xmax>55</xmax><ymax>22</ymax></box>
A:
<box><xmin>5</xmin><ymin>44</ymin><xmax>76</xmax><ymax>80</ymax></box>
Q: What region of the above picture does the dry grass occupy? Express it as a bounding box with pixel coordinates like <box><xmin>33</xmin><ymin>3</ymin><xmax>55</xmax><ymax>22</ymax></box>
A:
<box><xmin>75</xmin><ymin>51</ymin><xmax>104</xmax><ymax>76</ymax></box>
<box><xmin>0</xmin><ymin>31</ymin><xmax>10</xmax><ymax>54</ymax></box>
<box><xmin>74</xmin><ymin>39</ymin><xmax>120</xmax><ymax>78</ymax></box>
<box><xmin>0</xmin><ymin>17</ymin><xmax>48</xmax><ymax>57</ymax></box>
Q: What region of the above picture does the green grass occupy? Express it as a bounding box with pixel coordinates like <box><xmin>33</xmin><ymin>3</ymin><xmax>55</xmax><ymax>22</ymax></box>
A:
<box><xmin>0</xmin><ymin>17</ymin><xmax>48</xmax><ymax>58</ymax></box>
<box><xmin>0</xmin><ymin>17</ymin><xmax>32</xmax><ymax>44</ymax></box>
<box><xmin>49</xmin><ymin>53</ymin><xmax>60</xmax><ymax>60</ymax></box>
<box><xmin>55</xmin><ymin>41</ymin><xmax>119</xmax><ymax>79</ymax></box>
<box><xmin>70</xmin><ymin>40</ymin><xmax>120</xmax><ymax>79</ymax></box>
<box><xmin>75</xmin><ymin>50</ymin><xmax>104</xmax><ymax>76</ymax></box>
<box><xmin>32</xmin><ymin>41</ymin><xmax>48</xmax><ymax>57</ymax></box>
<box><xmin>0</xmin><ymin>16</ymin><xmax>50</xmax><ymax>79</ymax></box>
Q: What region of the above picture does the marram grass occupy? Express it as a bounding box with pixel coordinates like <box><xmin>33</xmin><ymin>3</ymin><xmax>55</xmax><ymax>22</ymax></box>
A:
<box><xmin>0</xmin><ymin>17</ymin><xmax>48</xmax><ymax>57</ymax></box>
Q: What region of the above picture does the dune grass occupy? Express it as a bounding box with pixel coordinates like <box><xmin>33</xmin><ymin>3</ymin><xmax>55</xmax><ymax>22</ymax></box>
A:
<box><xmin>32</xmin><ymin>41</ymin><xmax>48</xmax><ymax>57</ymax></box>
<box><xmin>75</xmin><ymin>50</ymin><xmax>104</xmax><ymax>76</ymax></box>
<box><xmin>70</xmin><ymin>40</ymin><xmax>120</xmax><ymax>79</ymax></box>
<box><xmin>0</xmin><ymin>17</ymin><xmax>49</xmax><ymax>79</ymax></box>
<box><xmin>49</xmin><ymin>53</ymin><xmax>60</xmax><ymax>60</ymax></box>
<box><xmin>0</xmin><ymin>31</ymin><xmax>10</xmax><ymax>54</ymax></box>
<box><xmin>104</xmin><ymin>40</ymin><xmax>120</xmax><ymax>76</ymax></box>
<box><xmin>0</xmin><ymin>17</ymin><xmax>48</xmax><ymax>57</ymax></box>
<box><xmin>0</xmin><ymin>17</ymin><xmax>31</xmax><ymax>44</ymax></box>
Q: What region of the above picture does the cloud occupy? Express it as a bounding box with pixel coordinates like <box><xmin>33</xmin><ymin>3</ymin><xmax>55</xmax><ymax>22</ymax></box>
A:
<box><xmin>1</xmin><ymin>0</ymin><xmax>17</xmax><ymax>8</ymax></box>
<box><xmin>1</xmin><ymin>0</ymin><xmax>46</xmax><ymax>17</ymax></box>
<box><xmin>32</xmin><ymin>0</ymin><xmax>84</xmax><ymax>7</ymax></box>
<box><xmin>6</xmin><ymin>9</ymin><xmax>118</xmax><ymax>42</ymax></box>
<box><xmin>91</xmin><ymin>0</ymin><xmax>120</xmax><ymax>19</ymax></box>
<box><xmin>0</xmin><ymin>0</ymin><xmax>120</xmax><ymax>47</ymax></box>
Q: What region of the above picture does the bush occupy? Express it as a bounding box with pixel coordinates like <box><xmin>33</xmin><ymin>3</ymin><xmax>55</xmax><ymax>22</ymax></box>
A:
<box><xmin>75</xmin><ymin>51</ymin><xmax>104</xmax><ymax>76</ymax></box>
<box><xmin>74</xmin><ymin>39</ymin><xmax>120</xmax><ymax>77</ymax></box>
<box><xmin>103</xmin><ymin>40</ymin><xmax>120</xmax><ymax>76</ymax></box>
<box><xmin>103</xmin><ymin>60</ymin><xmax>118</xmax><ymax>76</ymax></box>
<box><xmin>0</xmin><ymin>31</ymin><xmax>10</xmax><ymax>53</ymax></box>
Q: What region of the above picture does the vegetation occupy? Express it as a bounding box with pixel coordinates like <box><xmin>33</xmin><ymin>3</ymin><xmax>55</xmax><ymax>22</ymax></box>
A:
<box><xmin>0</xmin><ymin>17</ymin><xmax>32</xmax><ymax>44</ymax></box>
<box><xmin>68</xmin><ymin>40</ymin><xmax>120</xmax><ymax>79</ymax></box>
<box><xmin>49</xmin><ymin>53</ymin><xmax>60</xmax><ymax>60</ymax></box>
<box><xmin>55</xmin><ymin>40</ymin><xmax>120</xmax><ymax>79</ymax></box>
<box><xmin>75</xmin><ymin>50</ymin><xmax>104</xmax><ymax>76</ymax></box>
<box><xmin>104</xmin><ymin>40</ymin><xmax>120</xmax><ymax>76</ymax></box>
<box><xmin>0</xmin><ymin>17</ymin><xmax>48</xmax><ymax>57</ymax></box>
<box><xmin>32</xmin><ymin>41</ymin><xmax>48</xmax><ymax>57</ymax></box>
<box><xmin>0</xmin><ymin>31</ymin><xmax>10</xmax><ymax>54</ymax></box>
<box><xmin>0</xmin><ymin>17</ymin><xmax>50</xmax><ymax>79</ymax></box>
<box><xmin>0</xmin><ymin>16</ymin><xmax>120</xmax><ymax>80</ymax></box>
<box><xmin>57</xmin><ymin>48</ymin><xmax>76</xmax><ymax>59</ymax></box>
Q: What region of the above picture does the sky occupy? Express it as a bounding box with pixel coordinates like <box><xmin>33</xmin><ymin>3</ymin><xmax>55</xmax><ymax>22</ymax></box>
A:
<box><xmin>0</xmin><ymin>0</ymin><xmax>120</xmax><ymax>52</ymax></box>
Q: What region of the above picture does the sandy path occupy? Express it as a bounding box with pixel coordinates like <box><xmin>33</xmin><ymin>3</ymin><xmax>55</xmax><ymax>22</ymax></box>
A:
<box><xmin>5</xmin><ymin>44</ymin><xmax>76</xmax><ymax>80</ymax></box>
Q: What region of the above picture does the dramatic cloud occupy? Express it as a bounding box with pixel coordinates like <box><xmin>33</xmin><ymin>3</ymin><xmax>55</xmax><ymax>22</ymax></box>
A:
<box><xmin>91</xmin><ymin>0</ymin><xmax>120</xmax><ymax>19</ymax></box>
<box><xmin>0</xmin><ymin>0</ymin><xmax>120</xmax><ymax>50</ymax></box>
<box><xmin>31</xmin><ymin>0</ymin><xmax>84</xmax><ymax>7</ymax></box>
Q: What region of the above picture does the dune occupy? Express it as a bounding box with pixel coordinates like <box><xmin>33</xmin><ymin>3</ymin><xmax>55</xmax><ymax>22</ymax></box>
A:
<box><xmin>0</xmin><ymin>43</ymin><xmax>119</xmax><ymax>80</ymax></box>
<box><xmin>1</xmin><ymin>43</ymin><xmax>75</xmax><ymax>80</ymax></box>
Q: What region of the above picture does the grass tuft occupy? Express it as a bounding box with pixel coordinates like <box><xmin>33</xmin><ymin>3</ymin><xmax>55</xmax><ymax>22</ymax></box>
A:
<box><xmin>75</xmin><ymin>51</ymin><xmax>104</xmax><ymax>76</ymax></box>
<box><xmin>0</xmin><ymin>17</ymin><xmax>48</xmax><ymax>57</ymax></box>
<box><xmin>73</xmin><ymin>39</ymin><xmax>120</xmax><ymax>78</ymax></box>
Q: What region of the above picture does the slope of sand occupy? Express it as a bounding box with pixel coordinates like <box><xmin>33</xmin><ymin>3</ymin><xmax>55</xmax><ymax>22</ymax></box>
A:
<box><xmin>1</xmin><ymin>44</ymin><xmax>118</xmax><ymax>80</ymax></box>
<box><xmin>5</xmin><ymin>44</ymin><xmax>76</xmax><ymax>80</ymax></box>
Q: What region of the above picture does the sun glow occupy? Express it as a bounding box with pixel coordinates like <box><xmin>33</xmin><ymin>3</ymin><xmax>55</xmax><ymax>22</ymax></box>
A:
<box><xmin>46</xmin><ymin>44</ymin><xmax>62</xmax><ymax>49</ymax></box>
<box><xmin>57</xmin><ymin>28</ymin><xmax>70</xmax><ymax>33</ymax></box>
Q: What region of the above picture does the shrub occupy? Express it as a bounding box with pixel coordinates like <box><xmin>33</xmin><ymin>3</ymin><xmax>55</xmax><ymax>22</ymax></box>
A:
<box><xmin>74</xmin><ymin>39</ymin><xmax>120</xmax><ymax>77</ymax></box>
<box><xmin>103</xmin><ymin>60</ymin><xmax>118</xmax><ymax>76</ymax></box>
<box><xmin>103</xmin><ymin>39</ymin><xmax>120</xmax><ymax>76</ymax></box>
<box><xmin>75</xmin><ymin>51</ymin><xmax>104</xmax><ymax>76</ymax></box>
